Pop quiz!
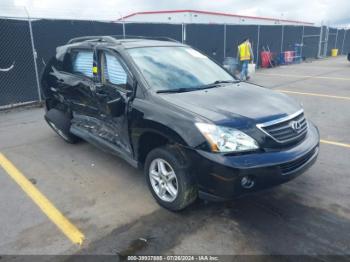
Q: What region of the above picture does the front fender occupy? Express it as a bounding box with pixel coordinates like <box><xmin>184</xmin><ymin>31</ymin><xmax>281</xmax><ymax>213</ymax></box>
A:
<box><xmin>129</xmin><ymin>97</ymin><xmax>208</xmax><ymax>155</ymax></box>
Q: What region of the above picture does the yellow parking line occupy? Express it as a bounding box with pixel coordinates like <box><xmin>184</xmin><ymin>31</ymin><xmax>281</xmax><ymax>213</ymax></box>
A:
<box><xmin>0</xmin><ymin>153</ymin><xmax>85</xmax><ymax>245</ymax></box>
<box><xmin>277</xmin><ymin>90</ymin><xmax>350</xmax><ymax>101</ymax></box>
<box><xmin>320</xmin><ymin>140</ymin><xmax>350</xmax><ymax>148</ymax></box>
<box><xmin>256</xmin><ymin>72</ymin><xmax>350</xmax><ymax>81</ymax></box>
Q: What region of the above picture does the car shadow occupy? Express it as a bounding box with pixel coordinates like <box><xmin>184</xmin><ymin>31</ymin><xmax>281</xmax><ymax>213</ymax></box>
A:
<box><xmin>66</xmin><ymin>184</ymin><xmax>350</xmax><ymax>258</ymax></box>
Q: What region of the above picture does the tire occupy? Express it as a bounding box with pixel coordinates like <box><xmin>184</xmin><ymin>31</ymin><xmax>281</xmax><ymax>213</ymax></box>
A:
<box><xmin>144</xmin><ymin>145</ymin><xmax>197</xmax><ymax>211</ymax></box>
<box><xmin>44</xmin><ymin>108</ymin><xmax>80</xmax><ymax>144</ymax></box>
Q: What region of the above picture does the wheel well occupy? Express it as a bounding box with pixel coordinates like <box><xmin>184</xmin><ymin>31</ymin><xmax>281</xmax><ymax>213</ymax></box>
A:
<box><xmin>46</xmin><ymin>99</ymin><xmax>58</xmax><ymax>111</ymax></box>
<box><xmin>46</xmin><ymin>98</ymin><xmax>70</xmax><ymax>114</ymax></box>
<box><xmin>138</xmin><ymin>132</ymin><xmax>169</xmax><ymax>165</ymax></box>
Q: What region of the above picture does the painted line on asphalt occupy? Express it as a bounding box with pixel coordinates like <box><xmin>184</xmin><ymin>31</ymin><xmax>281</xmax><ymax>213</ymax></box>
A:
<box><xmin>0</xmin><ymin>153</ymin><xmax>85</xmax><ymax>245</ymax></box>
<box><xmin>281</xmin><ymin>65</ymin><xmax>347</xmax><ymax>70</ymax></box>
<box><xmin>277</xmin><ymin>90</ymin><xmax>350</xmax><ymax>101</ymax></box>
<box><xmin>320</xmin><ymin>140</ymin><xmax>350</xmax><ymax>148</ymax></box>
<box><xmin>256</xmin><ymin>72</ymin><xmax>350</xmax><ymax>81</ymax></box>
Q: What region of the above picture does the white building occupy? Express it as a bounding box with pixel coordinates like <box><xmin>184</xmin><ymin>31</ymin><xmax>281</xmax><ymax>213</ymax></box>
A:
<box><xmin>119</xmin><ymin>10</ymin><xmax>313</xmax><ymax>26</ymax></box>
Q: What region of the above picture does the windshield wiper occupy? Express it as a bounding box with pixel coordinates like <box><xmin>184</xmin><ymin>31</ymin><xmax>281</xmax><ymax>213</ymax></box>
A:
<box><xmin>156</xmin><ymin>87</ymin><xmax>199</xmax><ymax>94</ymax></box>
<box><xmin>196</xmin><ymin>80</ymin><xmax>239</xmax><ymax>90</ymax></box>
<box><xmin>213</xmin><ymin>80</ymin><xmax>240</xmax><ymax>84</ymax></box>
<box><xmin>156</xmin><ymin>80</ymin><xmax>240</xmax><ymax>94</ymax></box>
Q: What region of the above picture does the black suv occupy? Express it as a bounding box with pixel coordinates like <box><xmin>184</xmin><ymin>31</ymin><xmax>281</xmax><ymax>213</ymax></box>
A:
<box><xmin>41</xmin><ymin>36</ymin><xmax>320</xmax><ymax>211</ymax></box>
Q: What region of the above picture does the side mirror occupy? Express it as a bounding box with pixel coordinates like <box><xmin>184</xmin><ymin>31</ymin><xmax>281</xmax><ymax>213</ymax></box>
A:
<box><xmin>107</xmin><ymin>97</ymin><xmax>124</xmax><ymax>117</ymax></box>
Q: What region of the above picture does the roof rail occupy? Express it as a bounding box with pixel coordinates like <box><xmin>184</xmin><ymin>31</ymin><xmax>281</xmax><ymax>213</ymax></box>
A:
<box><xmin>67</xmin><ymin>35</ymin><xmax>180</xmax><ymax>45</ymax></box>
<box><xmin>67</xmin><ymin>36</ymin><xmax>118</xmax><ymax>44</ymax></box>
<box><xmin>111</xmin><ymin>35</ymin><xmax>180</xmax><ymax>43</ymax></box>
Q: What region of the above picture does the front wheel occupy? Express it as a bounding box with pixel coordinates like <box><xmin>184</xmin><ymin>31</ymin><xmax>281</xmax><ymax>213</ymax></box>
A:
<box><xmin>144</xmin><ymin>146</ymin><xmax>197</xmax><ymax>211</ymax></box>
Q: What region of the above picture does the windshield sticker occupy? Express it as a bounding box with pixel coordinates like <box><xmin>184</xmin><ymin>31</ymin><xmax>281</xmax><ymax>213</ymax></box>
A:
<box><xmin>185</xmin><ymin>49</ymin><xmax>207</xmax><ymax>58</ymax></box>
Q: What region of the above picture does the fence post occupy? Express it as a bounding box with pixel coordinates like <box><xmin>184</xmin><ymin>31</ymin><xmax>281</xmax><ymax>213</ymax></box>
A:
<box><xmin>256</xmin><ymin>25</ymin><xmax>260</xmax><ymax>66</ymax></box>
<box><xmin>300</xmin><ymin>26</ymin><xmax>305</xmax><ymax>58</ymax></box>
<box><xmin>223</xmin><ymin>24</ymin><xmax>226</xmax><ymax>58</ymax></box>
<box><xmin>24</xmin><ymin>7</ymin><xmax>41</xmax><ymax>102</ymax></box>
<box><xmin>117</xmin><ymin>12</ymin><xmax>126</xmax><ymax>38</ymax></box>
<box><xmin>317</xmin><ymin>26</ymin><xmax>323</xmax><ymax>58</ymax></box>
<box><xmin>341</xmin><ymin>29</ymin><xmax>347</xmax><ymax>55</ymax></box>
<box><xmin>181</xmin><ymin>23</ymin><xmax>183</xmax><ymax>43</ymax></box>
<box><xmin>324</xmin><ymin>27</ymin><xmax>329</xmax><ymax>57</ymax></box>
<box><xmin>182</xmin><ymin>23</ymin><xmax>187</xmax><ymax>43</ymax></box>
<box><xmin>335</xmin><ymin>29</ymin><xmax>339</xmax><ymax>49</ymax></box>
<box><xmin>280</xmin><ymin>25</ymin><xmax>284</xmax><ymax>54</ymax></box>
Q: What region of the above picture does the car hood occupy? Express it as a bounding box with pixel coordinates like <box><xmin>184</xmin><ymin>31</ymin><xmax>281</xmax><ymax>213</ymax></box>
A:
<box><xmin>158</xmin><ymin>82</ymin><xmax>302</xmax><ymax>127</ymax></box>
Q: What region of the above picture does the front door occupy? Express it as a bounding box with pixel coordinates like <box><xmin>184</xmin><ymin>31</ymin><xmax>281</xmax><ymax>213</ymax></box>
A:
<box><xmin>92</xmin><ymin>49</ymin><xmax>134</xmax><ymax>156</ymax></box>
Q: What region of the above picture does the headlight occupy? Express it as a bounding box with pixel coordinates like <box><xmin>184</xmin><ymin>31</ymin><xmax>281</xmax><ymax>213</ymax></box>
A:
<box><xmin>195</xmin><ymin>123</ymin><xmax>259</xmax><ymax>153</ymax></box>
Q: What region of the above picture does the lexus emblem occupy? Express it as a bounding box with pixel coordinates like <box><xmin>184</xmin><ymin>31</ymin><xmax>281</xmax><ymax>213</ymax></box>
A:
<box><xmin>290</xmin><ymin>120</ymin><xmax>302</xmax><ymax>132</ymax></box>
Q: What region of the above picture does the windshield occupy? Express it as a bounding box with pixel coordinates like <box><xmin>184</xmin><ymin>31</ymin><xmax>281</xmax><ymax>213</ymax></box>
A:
<box><xmin>127</xmin><ymin>46</ymin><xmax>235</xmax><ymax>92</ymax></box>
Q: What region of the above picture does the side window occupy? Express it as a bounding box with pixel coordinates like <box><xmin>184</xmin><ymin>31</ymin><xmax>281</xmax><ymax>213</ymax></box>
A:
<box><xmin>71</xmin><ymin>50</ymin><xmax>94</xmax><ymax>78</ymax></box>
<box><xmin>103</xmin><ymin>53</ymin><xmax>127</xmax><ymax>87</ymax></box>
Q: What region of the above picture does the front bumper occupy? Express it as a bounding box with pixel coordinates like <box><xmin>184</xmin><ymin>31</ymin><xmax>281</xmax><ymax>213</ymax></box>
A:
<box><xmin>187</xmin><ymin>122</ymin><xmax>320</xmax><ymax>201</ymax></box>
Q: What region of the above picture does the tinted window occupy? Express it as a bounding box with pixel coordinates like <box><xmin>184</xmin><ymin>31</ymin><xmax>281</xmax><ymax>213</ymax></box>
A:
<box><xmin>128</xmin><ymin>46</ymin><xmax>234</xmax><ymax>91</ymax></box>
<box><xmin>72</xmin><ymin>50</ymin><xmax>93</xmax><ymax>78</ymax></box>
<box><xmin>103</xmin><ymin>53</ymin><xmax>127</xmax><ymax>86</ymax></box>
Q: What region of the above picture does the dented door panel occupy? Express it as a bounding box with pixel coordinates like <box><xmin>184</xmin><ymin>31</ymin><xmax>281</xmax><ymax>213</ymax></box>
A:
<box><xmin>91</xmin><ymin>49</ymin><xmax>134</xmax><ymax>156</ymax></box>
<box><xmin>49</xmin><ymin>67</ymin><xmax>99</xmax><ymax>115</ymax></box>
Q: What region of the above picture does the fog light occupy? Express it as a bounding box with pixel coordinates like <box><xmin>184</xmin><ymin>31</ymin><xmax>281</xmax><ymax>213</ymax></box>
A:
<box><xmin>241</xmin><ymin>176</ymin><xmax>255</xmax><ymax>189</ymax></box>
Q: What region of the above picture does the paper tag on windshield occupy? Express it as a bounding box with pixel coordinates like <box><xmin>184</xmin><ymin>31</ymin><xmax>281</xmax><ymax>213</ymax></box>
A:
<box><xmin>185</xmin><ymin>48</ymin><xmax>207</xmax><ymax>58</ymax></box>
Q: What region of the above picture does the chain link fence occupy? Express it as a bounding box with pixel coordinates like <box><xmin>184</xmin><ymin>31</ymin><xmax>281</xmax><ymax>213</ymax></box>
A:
<box><xmin>0</xmin><ymin>13</ymin><xmax>349</xmax><ymax>109</ymax></box>
<box><xmin>0</xmin><ymin>18</ymin><xmax>39</xmax><ymax>108</ymax></box>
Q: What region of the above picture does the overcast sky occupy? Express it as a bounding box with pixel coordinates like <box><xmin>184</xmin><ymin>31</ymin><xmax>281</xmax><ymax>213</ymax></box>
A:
<box><xmin>1</xmin><ymin>0</ymin><xmax>349</xmax><ymax>26</ymax></box>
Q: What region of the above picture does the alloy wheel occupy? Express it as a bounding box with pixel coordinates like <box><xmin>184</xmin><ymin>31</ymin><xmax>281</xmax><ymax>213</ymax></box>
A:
<box><xmin>149</xmin><ymin>158</ymin><xmax>178</xmax><ymax>202</ymax></box>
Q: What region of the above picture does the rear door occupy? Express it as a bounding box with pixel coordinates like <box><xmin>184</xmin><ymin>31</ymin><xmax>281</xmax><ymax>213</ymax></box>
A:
<box><xmin>51</xmin><ymin>48</ymin><xmax>99</xmax><ymax>116</ymax></box>
<box><xmin>66</xmin><ymin>49</ymin><xmax>99</xmax><ymax>115</ymax></box>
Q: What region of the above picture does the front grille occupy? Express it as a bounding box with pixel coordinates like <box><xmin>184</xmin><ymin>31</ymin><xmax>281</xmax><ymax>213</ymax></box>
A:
<box><xmin>280</xmin><ymin>147</ymin><xmax>317</xmax><ymax>175</ymax></box>
<box><xmin>257</xmin><ymin>110</ymin><xmax>308</xmax><ymax>143</ymax></box>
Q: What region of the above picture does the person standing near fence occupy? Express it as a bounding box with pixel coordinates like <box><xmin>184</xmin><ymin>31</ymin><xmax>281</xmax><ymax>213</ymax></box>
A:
<box><xmin>237</xmin><ymin>38</ymin><xmax>254</xmax><ymax>81</ymax></box>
